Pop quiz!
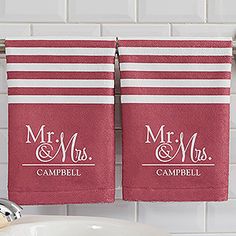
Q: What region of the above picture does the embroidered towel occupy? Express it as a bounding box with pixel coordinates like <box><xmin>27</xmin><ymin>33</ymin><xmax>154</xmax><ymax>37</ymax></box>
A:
<box><xmin>118</xmin><ymin>38</ymin><xmax>232</xmax><ymax>201</ymax></box>
<box><xmin>6</xmin><ymin>38</ymin><xmax>116</xmax><ymax>205</ymax></box>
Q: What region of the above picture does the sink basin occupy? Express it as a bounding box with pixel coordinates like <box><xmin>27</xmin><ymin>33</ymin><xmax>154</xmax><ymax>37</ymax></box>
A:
<box><xmin>0</xmin><ymin>215</ymin><xmax>169</xmax><ymax>236</ymax></box>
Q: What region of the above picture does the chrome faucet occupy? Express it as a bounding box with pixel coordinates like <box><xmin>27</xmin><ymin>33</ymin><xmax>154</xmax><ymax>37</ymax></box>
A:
<box><xmin>0</xmin><ymin>199</ymin><xmax>22</xmax><ymax>228</ymax></box>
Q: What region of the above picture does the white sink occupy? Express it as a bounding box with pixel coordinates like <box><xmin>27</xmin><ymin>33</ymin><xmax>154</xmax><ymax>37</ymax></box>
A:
<box><xmin>0</xmin><ymin>215</ymin><xmax>169</xmax><ymax>236</ymax></box>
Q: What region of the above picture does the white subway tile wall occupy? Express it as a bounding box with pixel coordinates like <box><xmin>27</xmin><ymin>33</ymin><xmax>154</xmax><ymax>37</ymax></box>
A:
<box><xmin>22</xmin><ymin>205</ymin><xmax>67</xmax><ymax>216</ymax></box>
<box><xmin>172</xmin><ymin>24</ymin><xmax>236</xmax><ymax>37</ymax></box>
<box><xmin>138</xmin><ymin>0</ymin><xmax>206</xmax><ymax>23</ymax></box>
<box><xmin>207</xmin><ymin>200</ymin><xmax>236</xmax><ymax>232</ymax></box>
<box><xmin>0</xmin><ymin>94</ymin><xmax>7</xmax><ymax>129</ymax></box>
<box><xmin>68</xmin><ymin>0</ymin><xmax>136</xmax><ymax>22</ymax></box>
<box><xmin>32</xmin><ymin>24</ymin><xmax>101</xmax><ymax>36</ymax></box>
<box><xmin>0</xmin><ymin>24</ymin><xmax>31</xmax><ymax>36</ymax></box>
<box><xmin>102</xmin><ymin>24</ymin><xmax>170</xmax><ymax>36</ymax></box>
<box><xmin>138</xmin><ymin>202</ymin><xmax>205</xmax><ymax>233</ymax></box>
<box><xmin>0</xmin><ymin>0</ymin><xmax>66</xmax><ymax>22</ymax></box>
<box><xmin>208</xmin><ymin>0</ymin><xmax>236</xmax><ymax>23</ymax></box>
<box><xmin>0</xmin><ymin>1</ymin><xmax>236</xmax><ymax>235</ymax></box>
<box><xmin>230</xmin><ymin>130</ymin><xmax>236</xmax><ymax>164</ymax></box>
<box><xmin>229</xmin><ymin>166</ymin><xmax>236</xmax><ymax>198</ymax></box>
<box><xmin>68</xmin><ymin>201</ymin><xmax>136</xmax><ymax>220</ymax></box>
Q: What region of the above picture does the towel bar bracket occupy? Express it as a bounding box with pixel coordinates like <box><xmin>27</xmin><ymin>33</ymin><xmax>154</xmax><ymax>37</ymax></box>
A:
<box><xmin>0</xmin><ymin>39</ymin><xmax>4</xmax><ymax>54</ymax></box>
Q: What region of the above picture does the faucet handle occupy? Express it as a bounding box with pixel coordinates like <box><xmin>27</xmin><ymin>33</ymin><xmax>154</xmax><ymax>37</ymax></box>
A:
<box><xmin>0</xmin><ymin>198</ymin><xmax>23</xmax><ymax>223</ymax></box>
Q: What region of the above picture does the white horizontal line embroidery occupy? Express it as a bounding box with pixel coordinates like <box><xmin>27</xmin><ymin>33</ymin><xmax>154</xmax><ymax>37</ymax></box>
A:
<box><xmin>142</xmin><ymin>163</ymin><xmax>215</xmax><ymax>167</ymax></box>
<box><xmin>22</xmin><ymin>163</ymin><xmax>95</xmax><ymax>167</ymax></box>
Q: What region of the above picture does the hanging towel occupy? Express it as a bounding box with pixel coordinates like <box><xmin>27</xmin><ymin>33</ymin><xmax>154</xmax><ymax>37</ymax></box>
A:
<box><xmin>118</xmin><ymin>38</ymin><xmax>232</xmax><ymax>201</ymax></box>
<box><xmin>6</xmin><ymin>37</ymin><xmax>116</xmax><ymax>205</ymax></box>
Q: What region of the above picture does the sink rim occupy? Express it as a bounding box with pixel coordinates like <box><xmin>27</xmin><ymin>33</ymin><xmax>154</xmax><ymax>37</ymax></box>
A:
<box><xmin>0</xmin><ymin>215</ymin><xmax>169</xmax><ymax>236</ymax></box>
<box><xmin>11</xmin><ymin>215</ymin><xmax>159</xmax><ymax>228</ymax></box>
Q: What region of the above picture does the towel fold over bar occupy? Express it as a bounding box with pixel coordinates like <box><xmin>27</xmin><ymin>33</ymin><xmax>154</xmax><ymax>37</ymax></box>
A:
<box><xmin>1</xmin><ymin>39</ymin><xmax>236</xmax><ymax>56</ymax></box>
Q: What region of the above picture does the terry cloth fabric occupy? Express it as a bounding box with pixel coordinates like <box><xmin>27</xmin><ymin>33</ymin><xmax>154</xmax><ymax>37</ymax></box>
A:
<box><xmin>118</xmin><ymin>38</ymin><xmax>232</xmax><ymax>201</ymax></box>
<box><xmin>6</xmin><ymin>37</ymin><xmax>116</xmax><ymax>205</ymax></box>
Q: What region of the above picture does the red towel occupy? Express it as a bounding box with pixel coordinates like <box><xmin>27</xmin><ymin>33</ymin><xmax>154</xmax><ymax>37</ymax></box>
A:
<box><xmin>6</xmin><ymin>38</ymin><xmax>116</xmax><ymax>205</ymax></box>
<box><xmin>119</xmin><ymin>38</ymin><xmax>232</xmax><ymax>201</ymax></box>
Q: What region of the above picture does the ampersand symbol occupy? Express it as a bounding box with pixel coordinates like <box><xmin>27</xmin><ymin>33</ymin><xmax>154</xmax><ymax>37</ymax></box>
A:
<box><xmin>155</xmin><ymin>143</ymin><xmax>175</xmax><ymax>162</ymax></box>
<box><xmin>36</xmin><ymin>143</ymin><xmax>55</xmax><ymax>162</ymax></box>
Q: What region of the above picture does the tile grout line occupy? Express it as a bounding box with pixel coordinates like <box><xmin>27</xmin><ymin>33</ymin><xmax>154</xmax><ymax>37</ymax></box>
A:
<box><xmin>135</xmin><ymin>0</ymin><xmax>139</xmax><ymax>23</ymax></box>
<box><xmin>100</xmin><ymin>24</ymin><xmax>103</xmax><ymax>36</ymax></box>
<box><xmin>172</xmin><ymin>233</ymin><xmax>236</xmax><ymax>235</ymax></box>
<box><xmin>170</xmin><ymin>23</ymin><xmax>173</xmax><ymax>36</ymax></box>
<box><xmin>205</xmin><ymin>202</ymin><xmax>208</xmax><ymax>232</ymax></box>
<box><xmin>30</xmin><ymin>24</ymin><xmax>33</xmax><ymax>36</ymax></box>
<box><xmin>134</xmin><ymin>202</ymin><xmax>139</xmax><ymax>222</ymax></box>
<box><xmin>65</xmin><ymin>0</ymin><xmax>69</xmax><ymax>23</ymax></box>
<box><xmin>2</xmin><ymin>21</ymin><xmax>236</xmax><ymax>25</ymax></box>
<box><xmin>203</xmin><ymin>202</ymin><xmax>207</xmax><ymax>232</ymax></box>
<box><xmin>205</xmin><ymin>0</ymin><xmax>209</xmax><ymax>23</ymax></box>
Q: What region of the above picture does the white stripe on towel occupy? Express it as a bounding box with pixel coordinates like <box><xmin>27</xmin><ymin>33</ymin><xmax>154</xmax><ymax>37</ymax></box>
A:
<box><xmin>118</xmin><ymin>47</ymin><xmax>232</xmax><ymax>56</ymax></box>
<box><xmin>8</xmin><ymin>95</ymin><xmax>114</xmax><ymax>104</ymax></box>
<box><xmin>8</xmin><ymin>79</ymin><xmax>114</xmax><ymax>88</ymax></box>
<box><xmin>118</xmin><ymin>37</ymin><xmax>232</xmax><ymax>41</ymax></box>
<box><xmin>121</xmin><ymin>95</ymin><xmax>230</xmax><ymax>104</ymax></box>
<box><xmin>7</xmin><ymin>63</ymin><xmax>114</xmax><ymax>72</ymax></box>
<box><xmin>119</xmin><ymin>63</ymin><xmax>231</xmax><ymax>72</ymax></box>
<box><xmin>6</xmin><ymin>47</ymin><xmax>116</xmax><ymax>56</ymax></box>
<box><xmin>6</xmin><ymin>37</ymin><xmax>116</xmax><ymax>40</ymax></box>
<box><xmin>120</xmin><ymin>79</ymin><xmax>231</xmax><ymax>88</ymax></box>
